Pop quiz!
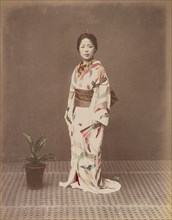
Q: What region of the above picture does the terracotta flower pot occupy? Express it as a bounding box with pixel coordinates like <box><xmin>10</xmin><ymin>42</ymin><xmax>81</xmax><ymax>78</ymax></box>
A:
<box><xmin>25</xmin><ymin>163</ymin><xmax>46</xmax><ymax>189</ymax></box>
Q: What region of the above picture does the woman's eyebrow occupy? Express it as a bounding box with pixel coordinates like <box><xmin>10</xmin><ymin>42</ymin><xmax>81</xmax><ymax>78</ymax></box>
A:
<box><xmin>80</xmin><ymin>44</ymin><xmax>93</xmax><ymax>46</ymax></box>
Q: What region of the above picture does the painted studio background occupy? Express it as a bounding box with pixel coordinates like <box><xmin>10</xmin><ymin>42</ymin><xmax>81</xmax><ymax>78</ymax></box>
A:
<box><xmin>1</xmin><ymin>1</ymin><xmax>171</xmax><ymax>161</ymax></box>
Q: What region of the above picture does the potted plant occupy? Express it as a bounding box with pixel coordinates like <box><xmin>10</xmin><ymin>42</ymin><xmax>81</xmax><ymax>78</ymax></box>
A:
<box><xmin>21</xmin><ymin>133</ymin><xmax>56</xmax><ymax>189</ymax></box>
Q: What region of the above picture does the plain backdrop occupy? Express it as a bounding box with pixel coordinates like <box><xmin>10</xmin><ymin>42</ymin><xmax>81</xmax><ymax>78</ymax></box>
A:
<box><xmin>1</xmin><ymin>1</ymin><xmax>171</xmax><ymax>161</ymax></box>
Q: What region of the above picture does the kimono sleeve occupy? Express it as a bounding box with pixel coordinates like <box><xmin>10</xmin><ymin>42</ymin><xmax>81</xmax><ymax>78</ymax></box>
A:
<box><xmin>64</xmin><ymin>69</ymin><xmax>76</xmax><ymax>126</ymax></box>
<box><xmin>92</xmin><ymin>66</ymin><xmax>111</xmax><ymax>126</ymax></box>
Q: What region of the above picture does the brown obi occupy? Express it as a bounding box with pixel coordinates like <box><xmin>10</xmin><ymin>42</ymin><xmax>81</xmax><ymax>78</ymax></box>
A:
<box><xmin>74</xmin><ymin>88</ymin><xmax>94</xmax><ymax>107</ymax></box>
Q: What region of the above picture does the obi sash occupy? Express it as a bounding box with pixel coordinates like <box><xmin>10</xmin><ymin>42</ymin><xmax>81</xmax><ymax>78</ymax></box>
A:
<box><xmin>74</xmin><ymin>89</ymin><xmax>94</xmax><ymax>107</ymax></box>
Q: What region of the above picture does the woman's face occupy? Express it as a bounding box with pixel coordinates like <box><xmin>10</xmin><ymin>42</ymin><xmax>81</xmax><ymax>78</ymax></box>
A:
<box><xmin>79</xmin><ymin>38</ymin><xmax>95</xmax><ymax>62</ymax></box>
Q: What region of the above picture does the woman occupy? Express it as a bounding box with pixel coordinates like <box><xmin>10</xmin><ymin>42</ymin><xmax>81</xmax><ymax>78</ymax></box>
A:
<box><xmin>59</xmin><ymin>33</ymin><xmax>121</xmax><ymax>194</ymax></box>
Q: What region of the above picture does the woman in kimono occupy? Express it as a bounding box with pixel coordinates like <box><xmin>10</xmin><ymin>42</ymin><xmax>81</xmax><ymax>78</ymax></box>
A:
<box><xmin>59</xmin><ymin>33</ymin><xmax>121</xmax><ymax>194</ymax></box>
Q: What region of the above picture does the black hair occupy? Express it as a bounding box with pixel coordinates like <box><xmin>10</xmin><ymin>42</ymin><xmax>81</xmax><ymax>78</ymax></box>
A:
<box><xmin>77</xmin><ymin>33</ymin><xmax>98</xmax><ymax>52</ymax></box>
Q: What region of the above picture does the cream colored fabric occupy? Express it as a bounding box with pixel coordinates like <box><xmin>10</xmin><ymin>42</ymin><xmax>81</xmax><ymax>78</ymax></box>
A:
<box><xmin>59</xmin><ymin>60</ymin><xmax>121</xmax><ymax>194</ymax></box>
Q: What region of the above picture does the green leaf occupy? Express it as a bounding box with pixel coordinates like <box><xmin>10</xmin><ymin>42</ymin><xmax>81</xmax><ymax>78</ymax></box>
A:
<box><xmin>35</xmin><ymin>136</ymin><xmax>44</xmax><ymax>147</ymax></box>
<box><xmin>88</xmin><ymin>68</ymin><xmax>93</xmax><ymax>77</ymax></box>
<box><xmin>19</xmin><ymin>156</ymin><xmax>27</xmax><ymax>161</ymax></box>
<box><xmin>35</xmin><ymin>137</ymin><xmax>47</xmax><ymax>153</ymax></box>
<box><xmin>39</xmin><ymin>153</ymin><xmax>56</xmax><ymax>162</ymax></box>
<box><xmin>23</xmin><ymin>133</ymin><xmax>34</xmax><ymax>153</ymax></box>
<box><xmin>22</xmin><ymin>133</ymin><xmax>55</xmax><ymax>164</ymax></box>
<box><xmin>20</xmin><ymin>156</ymin><xmax>35</xmax><ymax>163</ymax></box>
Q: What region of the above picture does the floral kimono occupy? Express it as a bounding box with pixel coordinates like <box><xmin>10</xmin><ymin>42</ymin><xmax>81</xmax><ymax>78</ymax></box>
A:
<box><xmin>59</xmin><ymin>59</ymin><xmax>121</xmax><ymax>194</ymax></box>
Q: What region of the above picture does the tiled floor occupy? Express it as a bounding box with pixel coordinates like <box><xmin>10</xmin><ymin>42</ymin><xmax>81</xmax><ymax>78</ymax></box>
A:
<box><xmin>0</xmin><ymin>160</ymin><xmax>171</xmax><ymax>220</ymax></box>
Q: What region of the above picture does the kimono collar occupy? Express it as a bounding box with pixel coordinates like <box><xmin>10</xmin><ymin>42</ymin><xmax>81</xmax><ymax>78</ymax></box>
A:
<box><xmin>78</xmin><ymin>59</ymin><xmax>101</xmax><ymax>74</ymax></box>
<box><xmin>81</xmin><ymin>59</ymin><xmax>96</xmax><ymax>67</ymax></box>
<box><xmin>77</xmin><ymin>59</ymin><xmax>101</xmax><ymax>76</ymax></box>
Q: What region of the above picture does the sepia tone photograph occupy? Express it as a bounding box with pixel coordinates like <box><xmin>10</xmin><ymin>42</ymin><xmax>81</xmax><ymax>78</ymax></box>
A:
<box><xmin>0</xmin><ymin>0</ymin><xmax>171</xmax><ymax>219</ymax></box>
